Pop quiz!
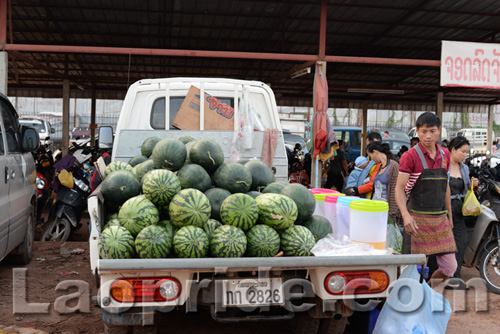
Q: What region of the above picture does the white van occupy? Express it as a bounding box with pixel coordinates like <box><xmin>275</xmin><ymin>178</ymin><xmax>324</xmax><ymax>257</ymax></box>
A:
<box><xmin>408</xmin><ymin>126</ymin><xmax>448</xmax><ymax>140</ymax></box>
<box><xmin>457</xmin><ymin>128</ymin><xmax>494</xmax><ymax>154</ymax></box>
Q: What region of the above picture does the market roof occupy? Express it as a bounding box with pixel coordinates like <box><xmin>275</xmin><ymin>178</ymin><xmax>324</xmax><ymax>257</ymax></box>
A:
<box><xmin>3</xmin><ymin>0</ymin><xmax>500</xmax><ymax>107</ymax></box>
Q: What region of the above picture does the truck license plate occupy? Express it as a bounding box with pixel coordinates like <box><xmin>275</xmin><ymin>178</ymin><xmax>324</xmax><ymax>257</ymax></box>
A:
<box><xmin>222</xmin><ymin>278</ymin><xmax>284</xmax><ymax>307</ymax></box>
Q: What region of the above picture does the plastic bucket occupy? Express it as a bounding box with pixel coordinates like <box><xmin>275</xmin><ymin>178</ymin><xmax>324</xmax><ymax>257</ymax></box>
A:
<box><xmin>311</xmin><ymin>188</ymin><xmax>340</xmax><ymax>195</ymax></box>
<box><xmin>313</xmin><ymin>193</ymin><xmax>345</xmax><ymax>219</ymax></box>
<box><xmin>336</xmin><ymin>196</ymin><xmax>365</xmax><ymax>237</ymax></box>
<box><xmin>349</xmin><ymin>200</ymin><xmax>389</xmax><ymax>249</ymax></box>
<box><xmin>324</xmin><ymin>195</ymin><xmax>343</xmax><ymax>234</ymax></box>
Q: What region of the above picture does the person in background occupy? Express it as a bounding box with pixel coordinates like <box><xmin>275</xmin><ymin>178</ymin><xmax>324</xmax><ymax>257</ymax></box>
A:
<box><xmin>384</xmin><ymin>131</ymin><xmax>389</xmax><ymax>138</ymax></box>
<box><xmin>441</xmin><ymin>139</ymin><xmax>449</xmax><ymax>148</ymax></box>
<box><xmin>492</xmin><ymin>141</ymin><xmax>497</xmax><ymax>153</ymax></box>
<box><xmin>346</xmin><ymin>132</ymin><xmax>382</xmax><ymax>197</ymax></box>
<box><xmin>395</xmin><ymin>112</ymin><xmax>456</xmax><ymax>284</ymax></box>
<box><xmin>345</xmin><ymin>156</ymin><xmax>370</xmax><ymax>190</ymax></box>
<box><xmin>398</xmin><ymin>145</ymin><xmax>409</xmax><ymax>159</ymax></box>
<box><xmin>410</xmin><ymin>137</ymin><xmax>419</xmax><ymax>148</ymax></box>
<box><xmin>324</xmin><ymin>140</ymin><xmax>348</xmax><ymax>191</ymax></box>
<box><xmin>447</xmin><ymin>136</ymin><xmax>478</xmax><ymax>289</ymax></box>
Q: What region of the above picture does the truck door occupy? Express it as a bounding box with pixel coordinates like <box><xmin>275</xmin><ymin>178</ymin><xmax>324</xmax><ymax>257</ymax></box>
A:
<box><xmin>0</xmin><ymin>111</ymin><xmax>11</xmax><ymax>259</ymax></box>
<box><xmin>0</xmin><ymin>100</ymin><xmax>29</xmax><ymax>252</ymax></box>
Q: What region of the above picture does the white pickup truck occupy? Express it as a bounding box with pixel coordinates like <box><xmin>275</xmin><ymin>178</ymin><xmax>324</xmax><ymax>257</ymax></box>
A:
<box><xmin>88</xmin><ymin>78</ymin><xmax>425</xmax><ymax>334</ymax></box>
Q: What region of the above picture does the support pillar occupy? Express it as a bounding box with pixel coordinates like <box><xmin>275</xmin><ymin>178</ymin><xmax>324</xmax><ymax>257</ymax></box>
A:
<box><xmin>361</xmin><ymin>101</ymin><xmax>368</xmax><ymax>157</ymax></box>
<box><xmin>62</xmin><ymin>79</ymin><xmax>70</xmax><ymax>157</ymax></box>
<box><xmin>488</xmin><ymin>105</ymin><xmax>494</xmax><ymax>155</ymax></box>
<box><xmin>0</xmin><ymin>51</ymin><xmax>7</xmax><ymax>95</ymax></box>
<box><xmin>436</xmin><ymin>92</ymin><xmax>444</xmax><ymax>141</ymax></box>
<box><xmin>90</xmin><ymin>86</ymin><xmax>97</xmax><ymax>147</ymax></box>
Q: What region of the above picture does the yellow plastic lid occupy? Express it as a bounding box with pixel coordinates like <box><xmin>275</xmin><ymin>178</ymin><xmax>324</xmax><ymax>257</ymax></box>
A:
<box><xmin>313</xmin><ymin>193</ymin><xmax>346</xmax><ymax>201</ymax></box>
<box><xmin>349</xmin><ymin>200</ymin><xmax>389</xmax><ymax>212</ymax></box>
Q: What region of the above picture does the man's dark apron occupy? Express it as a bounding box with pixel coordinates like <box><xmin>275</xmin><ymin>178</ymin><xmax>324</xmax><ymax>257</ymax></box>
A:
<box><xmin>407</xmin><ymin>145</ymin><xmax>456</xmax><ymax>255</ymax></box>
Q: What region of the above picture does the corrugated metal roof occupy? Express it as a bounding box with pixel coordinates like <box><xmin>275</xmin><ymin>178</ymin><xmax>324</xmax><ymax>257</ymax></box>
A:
<box><xmin>3</xmin><ymin>0</ymin><xmax>500</xmax><ymax>108</ymax></box>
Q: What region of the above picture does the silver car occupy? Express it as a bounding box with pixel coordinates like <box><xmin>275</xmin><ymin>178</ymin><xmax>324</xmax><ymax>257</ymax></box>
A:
<box><xmin>0</xmin><ymin>93</ymin><xmax>40</xmax><ymax>264</ymax></box>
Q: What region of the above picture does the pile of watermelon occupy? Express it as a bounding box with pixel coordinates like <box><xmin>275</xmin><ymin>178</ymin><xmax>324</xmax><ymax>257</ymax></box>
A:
<box><xmin>98</xmin><ymin>137</ymin><xmax>332</xmax><ymax>260</ymax></box>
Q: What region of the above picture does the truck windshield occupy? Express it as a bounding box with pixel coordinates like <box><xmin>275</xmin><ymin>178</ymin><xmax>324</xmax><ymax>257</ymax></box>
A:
<box><xmin>150</xmin><ymin>96</ymin><xmax>234</xmax><ymax>130</ymax></box>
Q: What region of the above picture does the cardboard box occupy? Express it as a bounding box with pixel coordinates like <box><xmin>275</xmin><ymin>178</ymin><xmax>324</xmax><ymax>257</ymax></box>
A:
<box><xmin>172</xmin><ymin>86</ymin><xmax>235</xmax><ymax>131</ymax></box>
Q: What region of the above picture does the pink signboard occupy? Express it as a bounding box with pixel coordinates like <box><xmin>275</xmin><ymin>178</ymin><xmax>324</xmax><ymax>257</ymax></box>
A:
<box><xmin>441</xmin><ymin>40</ymin><xmax>500</xmax><ymax>89</ymax></box>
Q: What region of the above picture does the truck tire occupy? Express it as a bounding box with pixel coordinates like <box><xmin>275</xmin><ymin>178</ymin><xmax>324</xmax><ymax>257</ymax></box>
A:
<box><xmin>104</xmin><ymin>324</ymin><xmax>129</xmax><ymax>334</ymax></box>
<box><xmin>7</xmin><ymin>204</ymin><xmax>35</xmax><ymax>265</ymax></box>
<box><xmin>132</xmin><ymin>325</ymin><xmax>157</xmax><ymax>334</ymax></box>
<box><xmin>290</xmin><ymin>312</ymin><xmax>320</xmax><ymax>334</ymax></box>
<box><xmin>318</xmin><ymin>317</ymin><xmax>347</xmax><ymax>334</ymax></box>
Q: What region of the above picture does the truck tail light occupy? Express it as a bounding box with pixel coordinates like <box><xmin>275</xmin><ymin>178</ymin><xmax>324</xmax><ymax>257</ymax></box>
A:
<box><xmin>111</xmin><ymin>278</ymin><xmax>181</xmax><ymax>303</ymax></box>
<box><xmin>324</xmin><ymin>271</ymin><xmax>389</xmax><ymax>295</ymax></box>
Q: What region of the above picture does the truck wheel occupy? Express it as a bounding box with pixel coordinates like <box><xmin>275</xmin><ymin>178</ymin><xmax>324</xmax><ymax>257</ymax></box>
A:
<box><xmin>132</xmin><ymin>325</ymin><xmax>157</xmax><ymax>334</ymax></box>
<box><xmin>7</xmin><ymin>204</ymin><xmax>35</xmax><ymax>265</ymax></box>
<box><xmin>290</xmin><ymin>312</ymin><xmax>320</xmax><ymax>334</ymax></box>
<box><xmin>40</xmin><ymin>217</ymin><xmax>71</xmax><ymax>241</ymax></box>
<box><xmin>318</xmin><ymin>317</ymin><xmax>347</xmax><ymax>334</ymax></box>
<box><xmin>104</xmin><ymin>324</ymin><xmax>129</xmax><ymax>334</ymax></box>
<box><xmin>479</xmin><ymin>243</ymin><xmax>500</xmax><ymax>294</ymax></box>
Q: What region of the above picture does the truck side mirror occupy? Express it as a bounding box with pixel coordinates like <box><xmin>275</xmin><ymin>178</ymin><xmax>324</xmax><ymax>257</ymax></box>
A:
<box><xmin>51</xmin><ymin>128</ymin><xmax>56</xmax><ymax>134</ymax></box>
<box><xmin>98</xmin><ymin>126</ymin><xmax>113</xmax><ymax>149</ymax></box>
<box><xmin>21</xmin><ymin>126</ymin><xmax>40</xmax><ymax>152</ymax></box>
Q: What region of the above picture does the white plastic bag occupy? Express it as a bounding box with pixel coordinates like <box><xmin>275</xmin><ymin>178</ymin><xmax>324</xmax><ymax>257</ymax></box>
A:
<box><xmin>373</xmin><ymin>265</ymin><xmax>452</xmax><ymax>334</ymax></box>
<box><xmin>311</xmin><ymin>234</ymin><xmax>392</xmax><ymax>256</ymax></box>
<box><xmin>231</xmin><ymin>85</ymin><xmax>256</xmax><ymax>161</ymax></box>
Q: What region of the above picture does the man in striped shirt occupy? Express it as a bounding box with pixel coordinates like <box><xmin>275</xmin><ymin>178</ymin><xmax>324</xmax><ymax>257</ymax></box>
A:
<box><xmin>395</xmin><ymin>112</ymin><xmax>456</xmax><ymax>284</ymax></box>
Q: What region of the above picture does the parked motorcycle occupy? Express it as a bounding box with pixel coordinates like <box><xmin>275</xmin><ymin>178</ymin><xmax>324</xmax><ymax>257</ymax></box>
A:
<box><xmin>40</xmin><ymin>149</ymin><xmax>93</xmax><ymax>242</ymax></box>
<box><xmin>287</xmin><ymin>144</ymin><xmax>309</xmax><ymax>187</ymax></box>
<box><xmin>35</xmin><ymin>172</ymin><xmax>52</xmax><ymax>224</ymax></box>
<box><xmin>463</xmin><ymin>167</ymin><xmax>500</xmax><ymax>293</ymax></box>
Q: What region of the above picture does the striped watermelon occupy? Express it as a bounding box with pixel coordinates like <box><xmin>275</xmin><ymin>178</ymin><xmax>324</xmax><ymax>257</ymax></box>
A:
<box><xmin>104</xmin><ymin>161</ymin><xmax>133</xmax><ymax>178</ymax></box>
<box><xmin>203</xmin><ymin>219</ymin><xmax>222</xmax><ymax>240</ymax></box>
<box><xmin>189</xmin><ymin>139</ymin><xmax>225</xmax><ymax>174</ymax></box>
<box><xmin>213</xmin><ymin>162</ymin><xmax>252</xmax><ymax>193</ymax></box>
<box><xmin>142</xmin><ymin>169</ymin><xmax>181</xmax><ymax>208</ymax></box>
<box><xmin>169</xmin><ymin>189</ymin><xmax>211</xmax><ymax>228</ymax></box>
<box><xmin>220</xmin><ymin>193</ymin><xmax>258</xmax><ymax>232</ymax></box>
<box><xmin>280</xmin><ymin>225</ymin><xmax>316</xmax><ymax>256</ymax></box>
<box><xmin>128</xmin><ymin>155</ymin><xmax>148</xmax><ymax>167</ymax></box>
<box><xmin>210</xmin><ymin>225</ymin><xmax>247</xmax><ymax>258</ymax></box>
<box><xmin>281</xmin><ymin>184</ymin><xmax>316</xmax><ymax>223</ymax></box>
<box><xmin>245</xmin><ymin>225</ymin><xmax>280</xmax><ymax>257</ymax></box>
<box><xmin>131</xmin><ymin>160</ymin><xmax>155</xmax><ymax>183</ymax></box>
<box><xmin>103</xmin><ymin>217</ymin><xmax>120</xmax><ymax>230</ymax></box>
<box><xmin>255</xmin><ymin>193</ymin><xmax>298</xmax><ymax>231</ymax></box>
<box><xmin>118</xmin><ymin>195</ymin><xmax>160</xmax><ymax>237</ymax></box>
<box><xmin>304</xmin><ymin>215</ymin><xmax>332</xmax><ymax>242</ymax></box>
<box><xmin>173</xmin><ymin>226</ymin><xmax>209</xmax><ymax>258</ymax></box>
<box><xmin>135</xmin><ymin>225</ymin><xmax>172</xmax><ymax>258</ymax></box>
<box><xmin>177</xmin><ymin>164</ymin><xmax>212</xmax><ymax>192</ymax></box>
<box><xmin>262</xmin><ymin>181</ymin><xmax>289</xmax><ymax>194</ymax></box>
<box><xmin>204</xmin><ymin>188</ymin><xmax>231</xmax><ymax>221</ymax></box>
<box><xmin>155</xmin><ymin>220</ymin><xmax>178</xmax><ymax>241</ymax></box>
<box><xmin>98</xmin><ymin>226</ymin><xmax>135</xmax><ymax>259</ymax></box>
<box><xmin>101</xmin><ymin>170</ymin><xmax>141</xmax><ymax>207</ymax></box>
<box><xmin>141</xmin><ymin>137</ymin><xmax>161</xmax><ymax>158</ymax></box>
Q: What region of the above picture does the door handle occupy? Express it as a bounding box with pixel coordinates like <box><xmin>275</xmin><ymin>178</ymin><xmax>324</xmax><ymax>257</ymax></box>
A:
<box><xmin>5</xmin><ymin>166</ymin><xmax>9</xmax><ymax>183</ymax></box>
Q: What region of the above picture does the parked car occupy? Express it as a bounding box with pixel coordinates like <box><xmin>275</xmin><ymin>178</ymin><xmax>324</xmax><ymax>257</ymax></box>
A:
<box><xmin>19</xmin><ymin>116</ymin><xmax>55</xmax><ymax>151</ymax></box>
<box><xmin>282</xmin><ymin>129</ymin><xmax>306</xmax><ymax>151</ymax></box>
<box><xmin>0</xmin><ymin>93</ymin><xmax>40</xmax><ymax>264</ymax></box>
<box><xmin>408</xmin><ymin>126</ymin><xmax>449</xmax><ymax>141</ymax></box>
<box><xmin>332</xmin><ymin>126</ymin><xmax>363</xmax><ymax>162</ymax></box>
<box><xmin>382</xmin><ymin>138</ymin><xmax>411</xmax><ymax>156</ymax></box>
<box><xmin>372</xmin><ymin>128</ymin><xmax>410</xmax><ymax>141</ymax></box>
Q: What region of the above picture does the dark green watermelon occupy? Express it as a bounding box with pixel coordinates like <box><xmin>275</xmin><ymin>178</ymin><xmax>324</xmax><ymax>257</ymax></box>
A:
<box><xmin>184</xmin><ymin>141</ymin><xmax>196</xmax><ymax>165</ymax></box>
<box><xmin>246</xmin><ymin>191</ymin><xmax>262</xmax><ymax>199</ymax></box>
<box><xmin>213</xmin><ymin>162</ymin><xmax>252</xmax><ymax>193</ymax></box>
<box><xmin>244</xmin><ymin>160</ymin><xmax>276</xmax><ymax>191</ymax></box>
<box><xmin>189</xmin><ymin>139</ymin><xmax>225</xmax><ymax>174</ymax></box>
<box><xmin>177</xmin><ymin>164</ymin><xmax>212</xmax><ymax>192</ymax></box>
<box><xmin>104</xmin><ymin>161</ymin><xmax>133</xmax><ymax>178</ymax></box>
<box><xmin>304</xmin><ymin>215</ymin><xmax>332</xmax><ymax>242</ymax></box>
<box><xmin>179</xmin><ymin>136</ymin><xmax>196</xmax><ymax>145</ymax></box>
<box><xmin>204</xmin><ymin>188</ymin><xmax>231</xmax><ymax>221</ymax></box>
<box><xmin>128</xmin><ymin>155</ymin><xmax>149</xmax><ymax>167</ymax></box>
<box><xmin>236</xmin><ymin>159</ymin><xmax>250</xmax><ymax>165</ymax></box>
<box><xmin>141</xmin><ymin>137</ymin><xmax>161</xmax><ymax>158</ymax></box>
<box><xmin>101</xmin><ymin>170</ymin><xmax>141</xmax><ymax>207</ymax></box>
<box><xmin>131</xmin><ymin>159</ymin><xmax>155</xmax><ymax>183</ymax></box>
<box><xmin>262</xmin><ymin>181</ymin><xmax>289</xmax><ymax>194</ymax></box>
<box><xmin>281</xmin><ymin>183</ymin><xmax>316</xmax><ymax>223</ymax></box>
<box><xmin>151</xmin><ymin>138</ymin><xmax>187</xmax><ymax>171</ymax></box>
